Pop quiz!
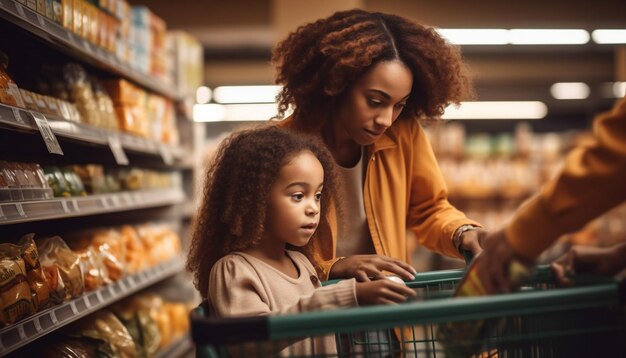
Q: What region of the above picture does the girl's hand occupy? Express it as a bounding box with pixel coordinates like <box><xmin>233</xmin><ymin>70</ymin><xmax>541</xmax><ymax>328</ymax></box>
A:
<box><xmin>329</xmin><ymin>255</ymin><xmax>417</xmax><ymax>281</ymax></box>
<box><xmin>355</xmin><ymin>279</ymin><xmax>416</xmax><ymax>305</ymax></box>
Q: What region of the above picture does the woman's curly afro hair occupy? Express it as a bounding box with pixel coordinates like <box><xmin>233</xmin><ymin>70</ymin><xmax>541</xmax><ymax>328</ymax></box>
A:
<box><xmin>187</xmin><ymin>125</ymin><xmax>342</xmax><ymax>299</ymax></box>
<box><xmin>272</xmin><ymin>8</ymin><xmax>474</xmax><ymax>126</ymax></box>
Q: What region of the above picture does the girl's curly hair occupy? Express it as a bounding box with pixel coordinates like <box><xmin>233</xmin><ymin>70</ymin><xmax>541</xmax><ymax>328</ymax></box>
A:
<box><xmin>187</xmin><ymin>125</ymin><xmax>343</xmax><ymax>299</ymax></box>
<box><xmin>272</xmin><ymin>8</ymin><xmax>474</xmax><ymax>127</ymax></box>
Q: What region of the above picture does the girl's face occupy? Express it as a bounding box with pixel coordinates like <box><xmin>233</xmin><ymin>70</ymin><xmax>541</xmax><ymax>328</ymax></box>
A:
<box><xmin>264</xmin><ymin>150</ymin><xmax>324</xmax><ymax>248</ymax></box>
<box><xmin>334</xmin><ymin>60</ymin><xmax>413</xmax><ymax>145</ymax></box>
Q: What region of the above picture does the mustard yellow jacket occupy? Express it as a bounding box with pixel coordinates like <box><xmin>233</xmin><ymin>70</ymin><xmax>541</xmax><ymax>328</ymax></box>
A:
<box><xmin>280</xmin><ymin>117</ymin><xmax>481</xmax><ymax>279</ymax></box>
<box><xmin>507</xmin><ymin>97</ymin><xmax>626</xmax><ymax>259</ymax></box>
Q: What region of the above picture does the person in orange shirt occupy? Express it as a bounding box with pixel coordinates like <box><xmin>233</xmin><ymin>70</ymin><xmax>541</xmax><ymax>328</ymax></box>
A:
<box><xmin>272</xmin><ymin>9</ymin><xmax>486</xmax><ymax>281</ymax></box>
<box><xmin>473</xmin><ymin>96</ymin><xmax>626</xmax><ymax>293</ymax></box>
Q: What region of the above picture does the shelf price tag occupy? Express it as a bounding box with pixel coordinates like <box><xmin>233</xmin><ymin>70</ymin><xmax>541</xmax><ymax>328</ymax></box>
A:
<box><xmin>36</xmin><ymin>13</ymin><xmax>46</xmax><ymax>28</ymax></box>
<box><xmin>12</xmin><ymin>108</ymin><xmax>25</xmax><ymax>125</ymax></box>
<box><xmin>15</xmin><ymin>203</ymin><xmax>26</xmax><ymax>217</ymax></box>
<box><xmin>108</xmin><ymin>135</ymin><xmax>129</xmax><ymax>165</ymax></box>
<box><xmin>30</xmin><ymin>111</ymin><xmax>64</xmax><ymax>155</ymax></box>
<box><xmin>82</xmin><ymin>39</ymin><xmax>93</xmax><ymax>55</ymax></box>
<box><xmin>158</xmin><ymin>145</ymin><xmax>173</xmax><ymax>165</ymax></box>
<box><xmin>15</xmin><ymin>2</ymin><xmax>25</xmax><ymax>17</ymax></box>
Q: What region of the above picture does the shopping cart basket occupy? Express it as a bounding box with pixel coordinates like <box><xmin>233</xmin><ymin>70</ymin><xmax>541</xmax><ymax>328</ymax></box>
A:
<box><xmin>191</xmin><ymin>266</ymin><xmax>626</xmax><ymax>357</ymax></box>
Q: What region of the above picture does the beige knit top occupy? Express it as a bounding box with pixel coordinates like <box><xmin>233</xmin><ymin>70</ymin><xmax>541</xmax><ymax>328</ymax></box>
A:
<box><xmin>208</xmin><ymin>250</ymin><xmax>358</xmax><ymax>356</ymax></box>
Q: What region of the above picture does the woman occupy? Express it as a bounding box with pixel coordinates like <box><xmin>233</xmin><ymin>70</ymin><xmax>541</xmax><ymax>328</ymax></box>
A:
<box><xmin>273</xmin><ymin>9</ymin><xmax>486</xmax><ymax>281</ymax></box>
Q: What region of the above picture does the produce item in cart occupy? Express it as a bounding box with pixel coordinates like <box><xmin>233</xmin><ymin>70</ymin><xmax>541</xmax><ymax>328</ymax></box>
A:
<box><xmin>386</xmin><ymin>275</ymin><xmax>406</xmax><ymax>285</ymax></box>
<box><xmin>0</xmin><ymin>243</ymin><xmax>36</xmax><ymax>325</ymax></box>
<box><xmin>38</xmin><ymin>236</ymin><xmax>85</xmax><ymax>303</ymax></box>
<box><xmin>0</xmin><ymin>50</ymin><xmax>25</xmax><ymax>108</ymax></box>
<box><xmin>18</xmin><ymin>234</ymin><xmax>51</xmax><ymax>311</ymax></box>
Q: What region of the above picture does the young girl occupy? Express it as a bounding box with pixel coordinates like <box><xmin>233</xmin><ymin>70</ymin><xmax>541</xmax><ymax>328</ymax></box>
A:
<box><xmin>186</xmin><ymin>126</ymin><xmax>415</xmax><ymax>356</ymax></box>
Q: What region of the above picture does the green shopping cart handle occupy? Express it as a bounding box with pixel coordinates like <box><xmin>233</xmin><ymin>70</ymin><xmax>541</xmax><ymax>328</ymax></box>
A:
<box><xmin>322</xmin><ymin>264</ymin><xmax>555</xmax><ymax>288</ymax></box>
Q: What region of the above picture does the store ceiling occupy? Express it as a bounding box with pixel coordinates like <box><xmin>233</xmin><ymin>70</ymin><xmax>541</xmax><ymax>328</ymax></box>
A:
<box><xmin>130</xmin><ymin>0</ymin><xmax>626</xmax><ymax>126</ymax></box>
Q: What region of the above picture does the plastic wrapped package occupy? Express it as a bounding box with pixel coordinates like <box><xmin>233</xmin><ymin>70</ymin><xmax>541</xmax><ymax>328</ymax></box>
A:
<box><xmin>64</xmin><ymin>63</ymin><xmax>101</xmax><ymax>128</ymax></box>
<box><xmin>119</xmin><ymin>225</ymin><xmax>148</xmax><ymax>274</ymax></box>
<box><xmin>74</xmin><ymin>247</ymin><xmax>107</xmax><ymax>292</ymax></box>
<box><xmin>136</xmin><ymin>224</ymin><xmax>180</xmax><ymax>266</ymax></box>
<box><xmin>69</xmin><ymin>229</ymin><xmax>126</xmax><ymax>283</ymax></box>
<box><xmin>61</xmin><ymin>167</ymin><xmax>86</xmax><ymax>196</ymax></box>
<box><xmin>0</xmin><ymin>50</ymin><xmax>25</xmax><ymax>108</ymax></box>
<box><xmin>69</xmin><ymin>164</ymin><xmax>107</xmax><ymax>195</ymax></box>
<box><xmin>102</xmin><ymin>79</ymin><xmax>149</xmax><ymax>137</ymax></box>
<box><xmin>18</xmin><ymin>234</ymin><xmax>51</xmax><ymax>311</ymax></box>
<box><xmin>43</xmin><ymin>166</ymin><xmax>71</xmax><ymax>197</ymax></box>
<box><xmin>70</xmin><ymin>310</ymin><xmax>138</xmax><ymax>358</ymax></box>
<box><xmin>113</xmin><ymin>294</ymin><xmax>162</xmax><ymax>357</ymax></box>
<box><xmin>0</xmin><ymin>243</ymin><xmax>36</xmax><ymax>325</ymax></box>
<box><xmin>38</xmin><ymin>236</ymin><xmax>84</xmax><ymax>303</ymax></box>
<box><xmin>92</xmin><ymin>80</ymin><xmax>118</xmax><ymax>131</ymax></box>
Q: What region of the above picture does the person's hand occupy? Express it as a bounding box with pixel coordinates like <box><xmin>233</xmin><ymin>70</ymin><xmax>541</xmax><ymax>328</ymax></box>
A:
<box><xmin>551</xmin><ymin>243</ymin><xmax>626</xmax><ymax>285</ymax></box>
<box><xmin>355</xmin><ymin>279</ymin><xmax>416</xmax><ymax>305</ymax></box>
<box><xmin>329</xmin><ymin>255</ymin><xmax>417</xmax><ymax>281</ymax></box>
<box><xmin>459</xmin><ymin>228</ymin><xmax>489</xmax><ymax>256</ymax></box>
<box><xmin>472</xmin><ymin>229</ymin><xmax>533</xmax><ymax>294</ymax></box>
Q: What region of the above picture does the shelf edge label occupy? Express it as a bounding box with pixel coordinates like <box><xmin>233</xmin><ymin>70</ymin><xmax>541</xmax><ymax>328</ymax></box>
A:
<box><xmin>30</xmin><ymin>111</ymin><xmax>64</xmax><ymax>155</ymax></box>
<box><xmin>108</xmin><ymin>135</ymin><xmax>129</xmax><ymax>165</ymax></box>
<box><xmin>158</xmin><ymin>145</ymin><xmax>173</xmax><ymax>165</ymax></box>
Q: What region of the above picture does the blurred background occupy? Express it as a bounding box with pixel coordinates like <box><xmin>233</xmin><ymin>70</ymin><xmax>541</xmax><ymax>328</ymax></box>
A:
<box><xmin>0</xmin><ymin>0</ymin><xmax>625</xmax><ymax>356</ymax></box>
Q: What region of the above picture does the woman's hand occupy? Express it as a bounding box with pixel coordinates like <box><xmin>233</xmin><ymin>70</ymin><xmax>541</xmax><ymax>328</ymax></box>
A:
<box><xmin>329</xmin><ymin>255</ymin><xmax>417</xmax><ymax>281</ymax></box>
<box><xmin>472</xmin><ymin>229</ymin><xmax>533</xmax><ymax>294</ymax></box>
<box><xmin>551</xmin><ymin>242</ymin><xmax>626</xmax><ymax>285</ymax></box>
<box><xmin>459</xmin><ymin>228</ymin><xmax>489</xmax><ymax>256</ymax></box>
<box><xmin>355</xmin><ymin>279</ymin><xmax>416</xmax><ymax>305</ymax></box>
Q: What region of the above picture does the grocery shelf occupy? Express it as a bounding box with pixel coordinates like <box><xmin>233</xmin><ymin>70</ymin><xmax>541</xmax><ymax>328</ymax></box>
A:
<box><xmin>0</xmin><ymin>103</ymin><xmax>189</xmax><ymax>163</ymax></box>
<box><xmin>0</xmin><ymin>0</ymin><xmax>182</xmax><ymax>100</ymax></box>
<box><xmin>0</xmin><ymin>256</ymin><xmax>185</xmax><ymax>355</ymax></box>
<box><xmin>0</xmin><ymin>188</ymin><xmax>185</xmax><ymax>225</ymax></box>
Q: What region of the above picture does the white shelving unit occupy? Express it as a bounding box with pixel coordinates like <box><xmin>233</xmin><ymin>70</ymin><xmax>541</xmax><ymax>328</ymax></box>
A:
<box><xmin>0</xmin><ymin>257</ymin><xmax>185</xmax><ymax>355</ymax></box>
<box><xmin>0</xmin><ymin>188</ymin><xmax>185</xmax><ymax>224</ymax></box>
<box><xmin>0</xmin><ymin>0</ymin><xmax>198</xmax><ymax>356</ymax></box>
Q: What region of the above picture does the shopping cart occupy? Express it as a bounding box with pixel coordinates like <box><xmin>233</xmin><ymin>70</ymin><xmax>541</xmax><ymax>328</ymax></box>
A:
<box><xmin>191</xmin><ymin>266</ymin><xmax>626</xmax><ymax>357</ymax></box>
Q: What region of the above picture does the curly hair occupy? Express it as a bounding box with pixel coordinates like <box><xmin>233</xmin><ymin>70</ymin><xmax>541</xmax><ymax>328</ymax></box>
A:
<box><xmin>187</xmin><ymin>125</ymin><xmax>343</xmax><ymax>299</ymax></box>
<box><xmin>272</xmin><ymin>8</ymin><xmax>474</xmax><ymax>127</ymax></box>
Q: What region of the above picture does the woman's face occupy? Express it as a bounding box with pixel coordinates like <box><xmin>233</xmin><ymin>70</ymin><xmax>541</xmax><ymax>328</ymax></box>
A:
<box><xmin>335</xmin><ymin>60</ymin><xmax>413</xmax><ymax>145</ymax></box>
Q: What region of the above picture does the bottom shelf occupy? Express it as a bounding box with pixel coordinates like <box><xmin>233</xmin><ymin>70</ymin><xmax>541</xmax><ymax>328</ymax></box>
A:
<box><xmin>0</xmin><ymin>257</ymin><xmax>185</xmax><ymax>355</ymax></box>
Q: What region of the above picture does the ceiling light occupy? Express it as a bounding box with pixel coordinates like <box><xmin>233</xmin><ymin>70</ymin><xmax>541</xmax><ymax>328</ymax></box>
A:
<box><xmin>195</xmin><ymin>86</ymin><xmax>212</xmax><ymax>104</ymax></box>
<box><xmin>213</xmin><ymin>85</ymin><xmax>281</xmax><ymax>104</ymax></box>
<box><xmin>592</xmin><ymin>29</ymin><xmax>626</xmax><ymax>44</ymax></box>
<box><xmin>442</xmin><ymin>101</ymin><xmax>548</xmax><ymax>120</ymax></box>
<box><xmin>193</xmin><ymin>104</ymin><xmax>226</xmax><ymax>122</ymax></box>
<box><xmin>193</xmin><ymin>103</ymin><xmax>286</xmax><ymax>122</ymax></box>
<box><xmin>550</xmin><ymin>82</ymin><xmax>590</xmax><ymax>100</ymax></box>
<box><xmin>437</xmin><ymin>29</ymin><xmax>508</xmax><ymax>45</ymax></box>
<box><xmin>509</xmin><ymin>29</ymin><xmax>589</xmax><ymax>45</ymax></box>
<box><xmin>614</xmin><ymin>82</ymin><xmax>626</xmax><ymax>98</ymax></box>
